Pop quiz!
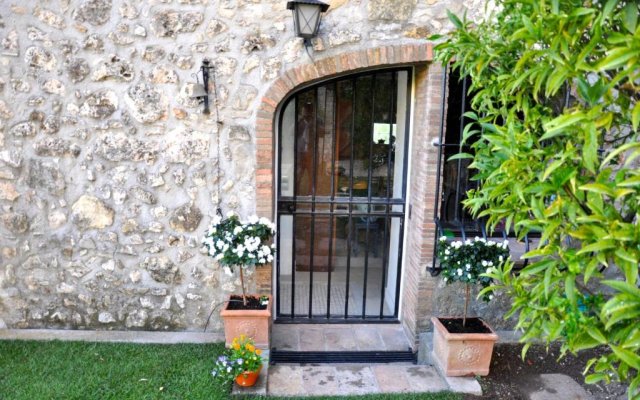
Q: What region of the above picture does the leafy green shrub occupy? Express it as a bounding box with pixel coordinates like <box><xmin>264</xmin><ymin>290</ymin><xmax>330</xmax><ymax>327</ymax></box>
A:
<box><xmin>433</xmin><ymin>0</ymin><xmax>640</xmax><ymax>398</ymax></box>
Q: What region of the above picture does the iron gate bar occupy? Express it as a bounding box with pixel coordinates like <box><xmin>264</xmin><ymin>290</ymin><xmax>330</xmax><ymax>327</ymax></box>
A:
<box><xmin>362</xmin><ymin>73</ymin><xmax>377</xmax><ymax>319</ymax></box>
<box><xmin>453</xmin><ymin>76</ymin><xmax>468</xmax><ymax>224</ymax></box>
<box><xmin>290</xmin><ymin>97</ymin><xmax>298</xmax><ymax>318</ymax></box>
<box><xmin>308</xmin><ymin>87</ymin><xmax>319</xmax><ymax>319</ymax></box>
<box><xmin>380</xmin><ymin>72</ymin><xmax>396</xmax><ymax>318</ymax></box>
<box><xmin>393</xmin><ymin>70</ymin><xmax>413</xmax><ymax>318</ymax></box>
<box><xmin>344</xmin><ymin>77</ymin><xmax>356</xmax><ymax>319</ymax></box>
<box><xmin>326</xmin><ymin>82</ymin><xmax>337</xmax><ymax>319</ymax></box>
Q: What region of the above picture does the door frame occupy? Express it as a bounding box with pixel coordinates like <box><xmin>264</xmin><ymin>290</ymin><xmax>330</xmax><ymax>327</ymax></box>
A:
<box><xmin>272</xmin><ymin>66</ymin><xmax>416</xmax><ymax>324</ymax></box>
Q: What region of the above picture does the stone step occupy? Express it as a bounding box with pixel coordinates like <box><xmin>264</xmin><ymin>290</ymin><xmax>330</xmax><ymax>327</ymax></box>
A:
<box><xmin>268</xmin><ymin>363</ymin><xmax>453</xmax><ymax>397</ymax></box>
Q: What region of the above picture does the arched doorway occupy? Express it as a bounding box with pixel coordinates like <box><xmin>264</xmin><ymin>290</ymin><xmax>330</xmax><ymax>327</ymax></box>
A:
<box><xmin>275</xmin><ymin>68</ymin><xmax>412</xmax><ymax>322</ymax></box>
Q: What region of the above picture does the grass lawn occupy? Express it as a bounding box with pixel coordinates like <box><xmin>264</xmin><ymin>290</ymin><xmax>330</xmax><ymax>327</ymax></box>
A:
<box><xmin>0</xmin><ymin>340</ymin><xmax>461</xmax><ymax>400</ymax></box>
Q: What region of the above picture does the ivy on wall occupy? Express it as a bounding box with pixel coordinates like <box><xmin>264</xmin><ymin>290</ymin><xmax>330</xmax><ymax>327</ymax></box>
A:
<box><xmin>433</xmin><ymin>0</ymin><xmax>640</xmax><ymax>397</ymax></box>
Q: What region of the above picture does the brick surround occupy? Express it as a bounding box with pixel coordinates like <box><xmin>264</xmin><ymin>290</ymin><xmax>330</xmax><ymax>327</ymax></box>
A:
<box><xmin>255</xmin><ymin>43</ymin><xmax>444</xmax><ymax>347</ymax></box>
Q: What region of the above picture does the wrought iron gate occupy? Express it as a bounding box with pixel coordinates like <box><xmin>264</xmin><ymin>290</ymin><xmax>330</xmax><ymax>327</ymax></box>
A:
<box><xmin>275</xmin><ymin>68</ymin><xmax>412</xmax><ymax>322</ymax></box>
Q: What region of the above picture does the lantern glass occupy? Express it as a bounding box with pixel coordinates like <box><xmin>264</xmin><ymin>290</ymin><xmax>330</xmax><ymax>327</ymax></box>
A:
<box><xmin>293</xmin><ymin>3</ymin><xmax>322</xmax><ymax>38</ymax></box>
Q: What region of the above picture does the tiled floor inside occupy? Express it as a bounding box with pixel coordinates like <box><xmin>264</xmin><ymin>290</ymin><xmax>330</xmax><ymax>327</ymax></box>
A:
<box><xmin>271</xmin><ymin>323</ymin><xmax>412</xmax><ymax>352</ymax></box>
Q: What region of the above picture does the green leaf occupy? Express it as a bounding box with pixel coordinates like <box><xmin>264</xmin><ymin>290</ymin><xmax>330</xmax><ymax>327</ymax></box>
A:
<box><xmin>615</xmin><ymin>248</ymin><xmax>639</xmax><ymax>265</ymax></box>
<box><xmin>601</xmin><ymin>142</ymin><xmax>640</xmax><ymax>167</ymax></box>
<box><xmin>545</xmin><ymin>67</ymin><xmax>567</xmax><ymax>97</ymax></box>
<box><xmin>447</xmin><ymin>9</ymin><xmax>463</xmax><ymax>29</ymax></box>
<box><xmin>626</xmin><ymin>329</ymin><xmax>640</xmax><ymax>348</ymax></box>
<box><xmin>585</xmin><ymin>373</ymin><xmax>608</xmax><ymax>384</ymax></box>
<box><xmin>596</xmin><ymin>48</ymin><xmax>640</xmax><ymax>71</ymax></box>
<box><xmin>619</xmin><ymin>176</ymin><xmax>640</xmax><ymax>187</ymax></box>
<box><xmin>541</xmin><ymin>159</ymin><xmax>565</xmax><ymax>181</ymax></box>
<box><xmin>603</xmin><ymin>280</ymin><xmax>640</xmax><ymax>297</ymax></box>
<box><xmin>611</xmin><ymin>345</ymin><xmax>640</xmax><ymax>370</ymax></box>
<box><xmin>572</xmin><ymin>332</ymin><xmax>601</xmax><ymax>351</ymax></box>
<box><xmin>584</xmin><ymin>124</ymin><xmax>598</xmax><ymax>173</ymax></box>
<box><xmin>520</xmin><ymin>259</ymin><xmax>555</xmax><ymax>276</ymax></box>
<box><xmin>565</xmin><ymin>275</ymin><xmax>576</xmax><ymax>306</ymax></box>
<box><xmin>521</xmin><ymin>342</ymin><xmax>532</xmax><ymax>360</ymax></box>
<box><xmin>629</xmin><ymin>376</ymin><xmax>640</xmax><ymax>400</ymax></box>
<box><xmin>579</xmin><ymin>183</ymin><xmax>614</xmax><ymax>197</ymax></box>
<box><xmin>584</xmin><ymin>258</ymin><xmax>600</xmax><ymax>284</ymax></box>
<box><xmin>541</xmin><ymin>113</ymin><xmax>585</xmax><ymax>140</ymax></box>
<box><xmin>632</xmin><ymin>101</ymin><xmax>640</xmax><ymax>131</ymax></box>
<box><xmin>447</xmin><ymin>152</ymin><xmax>474</xmax><ymax>161</ymax></box>
<box><xmin>602</xmin><ymin>0</ymin><xmax>619</xmax><ymax>20</ymax></box>
<box><xmin>586</xmin><ymin>327</ymin><xmax>607</xmax><ymax>345</ymax></box>
<box><xmin>623</xmin><ymin>2</ymin><xmax>638</xmax><ymax>33</ymax></box>
<box><xmin>576</xmin><ymin>239</ymin><xmax>616</xmax><ymax>254</ymax></box>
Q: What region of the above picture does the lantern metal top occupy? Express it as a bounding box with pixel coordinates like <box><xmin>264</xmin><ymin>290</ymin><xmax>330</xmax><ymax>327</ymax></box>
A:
<box><xmin>286</xmin><ymin>0</ymin><xmax>330</xmax><ymax>12</ymax></box>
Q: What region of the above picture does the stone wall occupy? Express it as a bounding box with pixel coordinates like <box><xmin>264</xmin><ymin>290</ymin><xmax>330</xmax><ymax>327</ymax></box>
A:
<box><xmin>0</xmin><ymin>0</ymin><xmax>487</xmax><ymax>332</ymax></box>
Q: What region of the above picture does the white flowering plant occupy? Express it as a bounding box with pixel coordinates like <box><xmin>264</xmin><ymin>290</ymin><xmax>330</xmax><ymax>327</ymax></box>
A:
<box><xmin>436</xmin><ymin>236</ymin><xmax>510</xmax><ymax>326</ymax></box>
<box><xmin>202</xmin><ymin>211</ymin><xmax>275</xmax><ymax>305</ymax></box>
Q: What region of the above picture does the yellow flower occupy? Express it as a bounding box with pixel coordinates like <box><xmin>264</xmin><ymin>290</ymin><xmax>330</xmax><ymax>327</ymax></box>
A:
<box><xmin>255</xmin><ymin>349</ymin><xmax>262</xmax><ymax>355</ymax></box>
<box><xmin>239</xmin><ymin>334</ymin><xmax>246</xmax><ymax>341</ymax></box>
<box><xmin>232</xmin><ymin>342</ymin><xmax>240</xmax><ymax>350</ymax></box>
<box><xmin>245</xmin><ymin>343</ymin><xmax>255</xmax><ymax>353</ymax></box>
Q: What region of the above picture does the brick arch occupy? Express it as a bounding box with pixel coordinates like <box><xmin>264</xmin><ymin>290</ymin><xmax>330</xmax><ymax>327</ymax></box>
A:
<box><xmin>254</xmin><ymin>43</ymin><xmax>434</xmax><ymax>218</ymax></box>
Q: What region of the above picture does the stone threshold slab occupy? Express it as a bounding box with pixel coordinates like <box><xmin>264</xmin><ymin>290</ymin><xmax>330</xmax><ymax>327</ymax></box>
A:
<box><xmin>267</xmin><ymin>363</ymin><xmax>468</xmax><ymax>397</ymax></box>
<box><xmin>0</xmin><ymin>329</ymin><xmax>224</xmax><ymax>344</ymax></box>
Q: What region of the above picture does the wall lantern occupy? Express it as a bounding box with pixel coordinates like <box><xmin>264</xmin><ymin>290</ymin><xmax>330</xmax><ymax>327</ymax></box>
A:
<box><xmin>286</xmin><ymin>0</ymin><xmax>330</xmax><ymax>46</ymax></box>
<box><xmin>190</xmin><ymin>59</ymin><xmax>217</xmax><ymax>116</ymax></box>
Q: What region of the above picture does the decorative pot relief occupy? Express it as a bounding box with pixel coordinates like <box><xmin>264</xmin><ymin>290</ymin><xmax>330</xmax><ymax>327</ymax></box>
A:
<box><xmin>457</xmin><ymin>345</ymin><xmax>481</xmax><ymax>365</ymax></box>
<box><xmin>237</xmin><ymin>320</ymin><xmax>258</xmax><ymax>339</ymax></box>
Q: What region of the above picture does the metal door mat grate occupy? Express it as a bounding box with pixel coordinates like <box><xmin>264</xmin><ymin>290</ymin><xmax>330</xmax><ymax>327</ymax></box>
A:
<box><xmin>269</xmin><ymin>349</ymin><xmax>416</xmax><ymax>364</ymax></box>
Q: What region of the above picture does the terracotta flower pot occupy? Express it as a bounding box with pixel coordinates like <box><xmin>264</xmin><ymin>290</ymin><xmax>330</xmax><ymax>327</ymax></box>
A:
<box><xmin>235</xmin><ymin>365</ymin><xmax>262</xmax><ymax>387</ymax></box>
<box><xmin>220</xmin><ymin>295</ymin><xmax>272</xmax><ymax>348</ymax></box>
<box><xmin>431</xmin><ymin>317</ymin><xmax>498</xmax><ymax>377</ymax></box>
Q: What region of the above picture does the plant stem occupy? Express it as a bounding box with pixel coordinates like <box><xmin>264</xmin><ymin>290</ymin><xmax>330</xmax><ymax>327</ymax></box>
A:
<box><xmin>239</xmin><ymin>266</ymin><xmax>247</xmax><ymax>306</ymax></box>
<box><xmin>463</xmin><ymin>284</ymin><xmax>470</xmax><ymax>328</ymax></box>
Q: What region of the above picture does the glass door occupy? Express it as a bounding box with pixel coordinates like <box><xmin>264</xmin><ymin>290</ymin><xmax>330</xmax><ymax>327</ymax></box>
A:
<box><xmin>276</xmin><ymin>68</ymin><xmax>411</xmax><ymax>322</ymax></box>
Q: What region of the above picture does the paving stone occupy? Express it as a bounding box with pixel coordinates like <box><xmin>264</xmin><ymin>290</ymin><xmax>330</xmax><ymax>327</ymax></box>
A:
<box><xmin>299</xmin><ymin>327</ymin><xmax>325</xmax><ymax>351</ymax></box>
<box><xmin>527</xmin><ymin>374</ymin><xmax>593</xmax><ymax>400</ymax></box>
<box><xmin>354</xmin><ymin>326</ymin><xmax>386</xmax><ymax>351</ymax></box>
<box><xmin>300</xmin><ymin>365</ymin><xmax>340</xmax><ymax>396</ymax></box>
<box><xmin>443</xmin><ymin>375</ymin><xmax>483</xmax><ymax>396</ymax></box>
<box><xmin>334</xmin><ymin>365</ymin><xmax>378</xmax><ymax>395</ymax></box>
<box><xmin>324</xmin><ymin>327</ymin><xmax>358</xmax><ymax>351</ymax></box>
<box><xmin>405</xmin><ymin>365</ymin><xmax>449</xmax><ymax>392</ymax></box>
<box><xmin>272</xmin><ymin>325</ymin><xmax>299</xmax><ymax>351</ymax></box>
<box><xmin>378</xmin><ymin>325</ymin><xmax>412</xmax><ymax>351</ymax></box>
<box><xmin>267</xmin><ymin>365</ymin><xmax>305</xmax><ymax>396</ymax></box>
<box><xmin>372</xmin><ymin>364</ymin><xmax>413</xmax><ymax>393</ymax></box>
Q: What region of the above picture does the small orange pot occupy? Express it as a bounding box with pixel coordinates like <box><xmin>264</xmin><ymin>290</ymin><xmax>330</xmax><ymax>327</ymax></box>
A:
<box><xmin>235</xmin><ymin>365</ymin><xmax>262</xmax><ymax>387</ymax></box>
